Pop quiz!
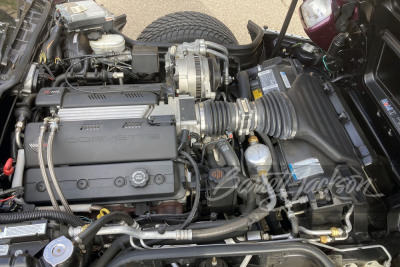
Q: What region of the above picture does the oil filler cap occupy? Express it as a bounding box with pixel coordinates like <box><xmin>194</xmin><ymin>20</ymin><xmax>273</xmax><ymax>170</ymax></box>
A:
<box><xmin>130</xmin><ymin>169</ymin><xmax>149</xmax><ymax>188</ymax></box>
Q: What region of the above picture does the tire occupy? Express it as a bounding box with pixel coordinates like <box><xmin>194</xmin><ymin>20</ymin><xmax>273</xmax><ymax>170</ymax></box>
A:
<box><xmin>137</xmin><ymin>11</ymin><xmax>238</xmax><ymax>45</ymax></box>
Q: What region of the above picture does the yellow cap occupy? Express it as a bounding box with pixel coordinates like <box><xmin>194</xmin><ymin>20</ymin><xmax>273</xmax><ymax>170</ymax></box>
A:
<box><xmin>258</xmin><ymin>169</ymin><xmax>268</xmax><ymax>176</ymax></box>
<box><xmin>248</xmin><ymin>136</ymin><xmax>259</xmax><ymax>144</ymax></box>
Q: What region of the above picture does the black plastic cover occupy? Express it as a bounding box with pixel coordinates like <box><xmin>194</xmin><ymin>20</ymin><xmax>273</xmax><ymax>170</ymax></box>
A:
<box><xmin>252</xmin><ymin>57</ymin><xmax>303</xmax><ymax>95</ymax></box>
<box><xmin>24</xmin><ymin>119</ymin><xmax>177</xmax><ymax>168</ymax></box>
<box><xmin>35</xmin><ymin>86</ymin><xmax>159</xmax><ymax>108</ymax></box>
<box><xmin>24</xmin><ymin>161</ymin><xmax>185</xmax><ymax>204</ymax></box>
<box><xmin>131</xmin><ymin>45</ymin><xmax>159</xmax><ymax>74</ymax></box>
<box><xmin>285</xmin><ymin>74</ymin><xmax>360</xmax><ymax>165</ymax></box>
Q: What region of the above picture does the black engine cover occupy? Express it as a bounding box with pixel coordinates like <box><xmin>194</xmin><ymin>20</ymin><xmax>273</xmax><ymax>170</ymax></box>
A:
<box><xmin>24</xmin><ymin>161</ymin><xmax>185</xmax><ymax>204</ymax></box>
<box><xmin>24</xmin><ymin>119</ymin><xmax>177</xmax><ymax>168</ymax></box>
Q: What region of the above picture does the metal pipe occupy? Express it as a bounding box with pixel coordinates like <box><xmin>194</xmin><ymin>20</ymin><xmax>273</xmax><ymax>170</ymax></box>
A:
<box><xmin>298</xmin><ymin>227</ymin><xmax>339</xmax><ymax>236</ymax></box>
<box><xmin>205</xmin><ymin>41</ymin><xmax>229</xmax><ymax>56</ymax></box>
<box><xmin>308</xmin><ymin>242</ymin><xmax>392</xmax><ymax>267</ymax></box>
<box><xmin>96</xmin><ymin>225</ymin><xmax>192</xmax><ymax>240</ymax></box>
<box><xmin>38</xmin><ymin>119</ymin><xmax>60</xmax><ymax>211</ymax></box>
<box><xmin>15</xmin><ymin>128</ymin><xmax>23</xmax><ymax>149</ymax></box>
<box><xmin>47</xmin><ymin>119</ymin><xmax>73</xmax><ymax>213</ymax></box>
<box><xmin>298</xmin><ymin>205</ymin><xmax>354</xmax><ymax>237</ymax></box>
<box><xmin>270</xmin><ymin>0</ymin><xmax>299</xmax><ymax>58</ymax></box>
<box><xmin>344</xmin><ymin>205</ymin><xmax>354</xmax><ymax>233</ymax></box>
<box><xmin>11</xmin><ymin>149</ymin><xmax>25</xmax><ymax>189</ymax></box>
<box><xmin>270</xmin><ymin>233</ymin><xmax>292</xmax><ymax>240</ymax></box>
<box><xmin>36</xmin><ymin>204</ymin><xmax>99</xmax><ymax>213</ymax></box>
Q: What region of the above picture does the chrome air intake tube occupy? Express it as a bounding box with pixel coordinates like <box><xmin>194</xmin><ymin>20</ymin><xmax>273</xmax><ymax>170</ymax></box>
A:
<box><xmin>197</xmin><ymin>90</ymin><xmax>297</xmax><ymax>139</ymax></box>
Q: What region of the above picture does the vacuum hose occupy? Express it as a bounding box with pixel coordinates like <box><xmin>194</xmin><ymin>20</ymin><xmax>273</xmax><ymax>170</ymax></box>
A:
<box><xmin>197</xmin><ymin>90</ymin><xmax>297</xmax><ymax>139</ymax></box>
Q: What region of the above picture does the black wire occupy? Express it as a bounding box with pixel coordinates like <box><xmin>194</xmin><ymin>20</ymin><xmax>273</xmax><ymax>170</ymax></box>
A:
<box><xmin>178</xmin><ymin>151</ymin><xmax>201</xmax><ymax>230</ymax></box>
<box><xmin>60</xmin><ymin>51</ymin><xmax>133</xmax><ymax>62</ymax></box>
<box><xmin>0</xmin><ymin>94</ymin><xmax>18</xmax><ymax>148</ymax></box>
<box><xmin>42</xmin><ymin>63</ymin><xmax>55</xmax><ymax>79</ymax></box>
<box><xmin>64</xmin><ymin>56</ymin><xmax>160</xmax><ymax>96</ymax></box>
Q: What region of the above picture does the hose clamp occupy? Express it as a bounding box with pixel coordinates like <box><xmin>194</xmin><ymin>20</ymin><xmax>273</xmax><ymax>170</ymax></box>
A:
<box><xmin>236</xmin><ymin>98</ymin><xmax>254</xmax><ymax>136</ymax></box>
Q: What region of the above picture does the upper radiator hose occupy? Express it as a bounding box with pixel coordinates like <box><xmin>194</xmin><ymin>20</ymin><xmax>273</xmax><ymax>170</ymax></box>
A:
<box><xmin>197</xmin><ymin>90</ymin><xmax>297</xmax><ymax>139</ymax></box>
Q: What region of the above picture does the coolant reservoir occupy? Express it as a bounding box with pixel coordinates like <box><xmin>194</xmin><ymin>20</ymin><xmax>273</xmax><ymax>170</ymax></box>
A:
<box><xmin>245</xmin><ymin>136</ymin><xmax>272</xmax><ymax>176</ymax></box>
<box><xmin>89</xmin><ymin>34</ymin><xmax>125</xmax><ymax>54</ymax></box>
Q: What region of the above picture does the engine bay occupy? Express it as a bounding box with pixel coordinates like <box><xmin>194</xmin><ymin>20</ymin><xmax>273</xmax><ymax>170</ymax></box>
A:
<box><xmin>0</xmin><ymin>0</ymin><xmax>399</xmax><ymax>266</ymax></box>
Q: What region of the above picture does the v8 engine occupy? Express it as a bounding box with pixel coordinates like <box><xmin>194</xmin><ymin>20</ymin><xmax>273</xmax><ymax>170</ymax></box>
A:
<box><xmin>1</xmin><ymin>1</ymin><xmax>394</xmax><ymax>266</ymax></box>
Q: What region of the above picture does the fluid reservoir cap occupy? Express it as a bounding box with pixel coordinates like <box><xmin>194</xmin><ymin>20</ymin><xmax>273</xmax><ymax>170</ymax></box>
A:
<box><xmin>43</xmin><ymin>236</ymin><xmax>74</xmax><ymax>267</ymax></box>
<box><xmin>130</xmin><ymin>169</ymin><xmax>149</xmax><ymax>188</ymax></box>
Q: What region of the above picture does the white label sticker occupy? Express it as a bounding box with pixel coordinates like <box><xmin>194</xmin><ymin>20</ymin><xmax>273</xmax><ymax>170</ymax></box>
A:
<box><xmin>280</xmin><ymin>72</ymin><xmax>291</xmax><ymax>88</ymax></box>
<box><xmin>288</xmin><ymin>158</ymin><xmax>324</xmax><ymax>180</ymax></box>
<box><xmin>0</xmin><ymin>245</ymin><xmax>9</xmax><ymax>256</ymax></box>
<box><xmin>2</xmin><ymin>223</ymin><xmax>46</xmax><ymax>239</ymax></box>
<box><xmin>70</xmin><ymin>5</ymin><xmax>87</xmax><ymax>14</ymax></box>
<box><xmin>301</xmin><ymin>43</ymin><xmax>316</xmax><ymax>53</ymax></box>
<box><xmin>258</xmin><ymin>69</ymin><xmax>279</xmax><ymax>93</ymax></box>
<box><xmin>73</xmin><ymin>33</ymin><xmax>78</xmax><ymax>44</ymax></box>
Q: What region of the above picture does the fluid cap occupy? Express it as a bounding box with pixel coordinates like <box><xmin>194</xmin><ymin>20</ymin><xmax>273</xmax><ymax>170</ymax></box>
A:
<box><xmin>130</xmin><ymin>169</ymin><xmax>149</xmax><ymax>188</ymax></box>
<box><xmin>43</xmin><ymin>236</ymin><xmax>74</xmax><ymax>267</ymax></box>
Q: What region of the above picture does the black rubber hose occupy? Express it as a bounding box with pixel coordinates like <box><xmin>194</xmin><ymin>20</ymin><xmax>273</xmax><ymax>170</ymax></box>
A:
<box><xmin>206</xmin><ymin>145</ymin><xmax>219</xmax><ymax>168</ymax></box>
<box><xmin>10</xmin><ymin>132</ymin><xmax>18</xmax><ymax>160</ymax></box>
<box><xmin>52</xmin><ymin>72</ymin><xmax>107</xmax><ymax>87</ymax></box>
<box><xmin>215</xmin><ymin>140</ymin><xmax>240</xmax><ymax>170</ymax></box>
<box><xmin>256</xmin><ymin>132</ymin><xmax>285</xmax><ymax>191</ymax></box>
<box><xmin>16</xmin><ymin>93</ymin><xmax>37</xmax><ymax>107</ymax></box>
<box><xmin>0</xmin><ymin>211</ymin><xmax>85</xmax><ymax>227</ymax></box>
<box><xmin>200</xmin><ymin>91</ymin><xmax>296</xmax><ymax>139</ymax></box>
<box><xmin>191</xmin><ymin>207</ymin><xmax>269</xmax><ymax>240</ymax></box>
<box><xmin>236</xmin><ymin>65</ymin><xmax>259</xmax><ymax>99</ymax></box>
<box><xmin>244</xmin><ymin>190</ymin><xmax>257</xmax><ymax>214</ymax></box>
<box><xmin>178</xmin><ymin>151</ymin><xmax>201</xmax><ymax>230</ymax></box>
<box><xmin>75</xmin><ymin>212</ymin><xmax>135</xmax><ymax>245</ymax></box>
<box><xmin>177</xmin><ymin>129</ymin><xmax>190</xmax><ymax>152</ymax></box>
<box><xmin>270</xmin><ymin>0</ymin><xmax>299</xmax><ymax>58</ymax></box>
<box><xmin>94</xmin><ymin>228</ymin><xmax>246</xmax><ymax>267</ymax></box>
<box><xmin>106</xmin><ymin>242</ymin><xmax>334</xmax><ymax>267</ymax></box>
<box><xmin>237</xmin><ymin>70</ymin><xmax>251</xmax><ymax>99</ymax></box>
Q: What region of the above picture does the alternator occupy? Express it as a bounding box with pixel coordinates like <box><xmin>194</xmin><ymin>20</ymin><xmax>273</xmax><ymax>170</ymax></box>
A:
<box><xmin>165</xmin><ymin>39</ymin><xmax>228</xmax><ymax>99</ymax></box>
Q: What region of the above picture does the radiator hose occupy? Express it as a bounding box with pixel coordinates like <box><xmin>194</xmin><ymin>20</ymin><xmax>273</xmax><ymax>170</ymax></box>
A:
<box><xmin>197</xmin><ymin>90</ymin><xmax>297</xmax><ymax>139</ymax></box>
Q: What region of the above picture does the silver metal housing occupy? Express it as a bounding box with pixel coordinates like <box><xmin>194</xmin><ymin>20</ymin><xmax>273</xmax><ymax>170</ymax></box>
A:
<box><xmin>245</xmin><ymin>143</ymin><xmax>272</xmax><ymax>176</ymax></box>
